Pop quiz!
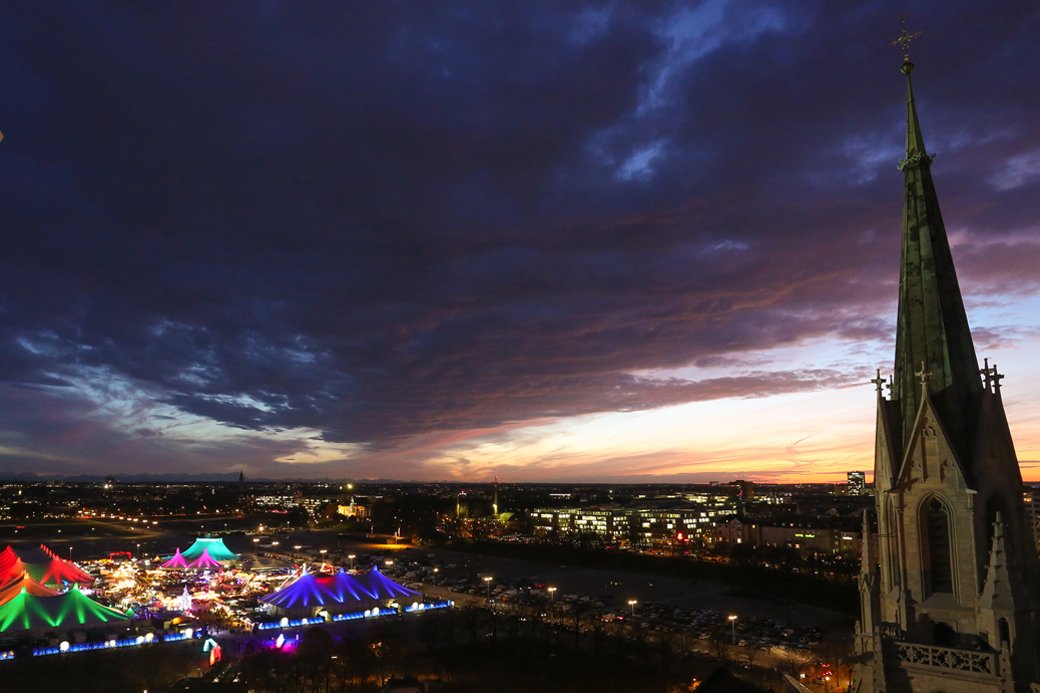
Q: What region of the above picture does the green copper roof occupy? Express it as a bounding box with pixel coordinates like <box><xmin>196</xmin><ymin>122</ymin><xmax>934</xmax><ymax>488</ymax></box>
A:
<box><xmin>892</xmin><ymin>60</ymin><xmax>981</xmax><ymax>456</ymax></box>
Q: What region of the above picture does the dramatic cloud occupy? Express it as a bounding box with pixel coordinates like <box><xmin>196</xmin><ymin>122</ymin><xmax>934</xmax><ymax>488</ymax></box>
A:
<box><xmin>1</xmin><ymin>1</ymin><xmax>1039</xmax><ymax>480</ymax></box>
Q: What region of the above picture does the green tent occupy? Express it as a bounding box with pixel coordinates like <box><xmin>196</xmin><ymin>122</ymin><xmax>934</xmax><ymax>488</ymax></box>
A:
<box><xmin>179</xmin><ymin>537</ymin><xmax>238</xmax><ymax>563</ymax></box>
<box><xmin>0</xmin><ymin>585</ymin><xmax>129</xmax><ymax>632</ymax></box>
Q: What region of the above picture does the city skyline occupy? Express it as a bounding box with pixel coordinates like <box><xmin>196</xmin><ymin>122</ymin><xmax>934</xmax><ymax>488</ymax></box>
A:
<box><xmin>2</xmin><ymin>3</ymin><xmax>1039</xmax><ymax>483</ymax></box>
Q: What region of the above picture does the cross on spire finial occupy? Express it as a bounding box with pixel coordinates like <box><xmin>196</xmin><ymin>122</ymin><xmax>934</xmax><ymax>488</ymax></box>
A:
<box><xmin>870</xmin><ymin>369</ymin><xmax>886</xmax><ymax>395</ymax></box>
<box><xmin>980</xmin><ymin>357</ymin><xmax>1005</xmax><ymax>394</ymax></box>
<box><xmin>992</xmin><ymin>362</ymin><xmax>1005</xmax><ymax>394</ymax></box>
<box><xmin>981</xmin><ymin>357</ymin><xmax>994</xmax><ymax>390</ymax></box>
<box><xmin>915</xmin><ymin>360</ymin><xmax>931</xmax><ymax>386</ymax></box>
<box><xmin>891</xmin><ymin>16</ymin><xmax>922</xmax><ymax>64</ymax></box>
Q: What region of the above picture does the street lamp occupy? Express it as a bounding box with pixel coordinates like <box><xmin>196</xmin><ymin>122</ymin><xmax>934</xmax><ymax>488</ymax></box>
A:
<box><xmin>348</xmin><ymin>554</ymin><xmax>356</xmax><ymax>570</ymax></box>
<box><xmin>627</xmin><ymin>599</ymin><xmax>637</xmax><ymax>616</ymax></box>
<box><xmin>483</xmin><ymin>576</ymin><xmax>493</xmax><ymax>602</ymax></box>
<box><xmin>727</xmin><ymin>614</ymin><xmax>738</xmax><ymax>644</ymax></box>
<box><xmin>547</xmin><ymin>586</ymin><xmax>557</xmax><ymax>604</ymax></box>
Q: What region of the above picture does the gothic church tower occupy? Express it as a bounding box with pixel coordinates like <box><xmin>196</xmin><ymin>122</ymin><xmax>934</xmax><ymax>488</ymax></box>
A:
<box><xmin>852</xmin><ymin>54</ymin><xmax>1040</xmax><ymax>692</ymax></box>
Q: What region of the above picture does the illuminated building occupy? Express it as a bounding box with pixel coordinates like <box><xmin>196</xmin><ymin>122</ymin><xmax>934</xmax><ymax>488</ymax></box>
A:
<box><xmin>336</xmin><ymin>497</ymin><xmax>368</xmax><ymax>519</ymax></box>
<box><xmin>847</xmin><ymin>471</ymin><xmax>866</xmax><ymax>496</ymax></box>
<box><xmin>532</xmin><ymin>504</ymin><xmax>729</xmax><ymax>545</ymax></box>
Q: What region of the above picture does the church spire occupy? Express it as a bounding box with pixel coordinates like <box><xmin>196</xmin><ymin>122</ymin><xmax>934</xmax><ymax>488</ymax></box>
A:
<box><xmin>901</xmin><ymin>52</ymin><xmax>928</xmax><ymax>164</ymax></box>
<box><xmin>891</xmin><ymin>56</ymin><xmax>981</xmax><ymax>456</ymax></box>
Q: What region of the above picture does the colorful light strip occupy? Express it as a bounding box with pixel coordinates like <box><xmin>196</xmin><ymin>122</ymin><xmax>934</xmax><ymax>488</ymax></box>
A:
<box><xmin>1</xmin><ymin>602</ymin><xmax>454</xmax><ymax>662</ymax></box>
<box><xmin>31</xmin><ymin>631</ymin><xmax>198</xmax><ymax>657</ymax></box>
<box><xmin>256</xmin><ymin>600</ymin><xmax>453</xmax><ymax>630</ymax></box>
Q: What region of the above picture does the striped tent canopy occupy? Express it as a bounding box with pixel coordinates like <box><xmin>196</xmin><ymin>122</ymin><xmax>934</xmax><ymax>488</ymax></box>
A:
<box><xmin>0</xmin><ymin>585</ymin><xmax>129</xmax><ymax>633</ymax></box>
<box><xmin>260</xmin><ymin>571</ymin><xmax>327</xmax><ymax>609</ymax></box>
<box><xmin>260</xmin><ymin>567</ymin><xmax>418</xmax><ymax>610</ymax></box>
<box><xmin>355</xmin><ymin>567</ymin><xmax>422</xmax><ymax>600</ymax></box>
<box><xmin>181</xmin><ymin>537</ymin><xmax>237</xmax><ymax>562</ymax></box>
<box><xmin>161</xmin><ymin>548</ymin><xmax>189</xmax><ymax>569</ymax></box>
<box><xmin>186</xmin><ymin>548</ymin><xmax>223</xmax><ymax>571</ymax></box>
<box><xmin>0</xmin><ymin>545</ymin><xmax>93</xmax><ymax>586</ymax></box>
<box><xmin>0</xmin><ymin>573</ymin><xmax>60</xmax><ymax>604</ymax></box>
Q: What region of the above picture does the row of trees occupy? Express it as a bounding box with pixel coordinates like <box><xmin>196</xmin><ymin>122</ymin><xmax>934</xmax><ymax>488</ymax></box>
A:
<box><xmin>235</xmin><ymin>606</ymin><xmax>710</xmax><ymax>693</ymax></box>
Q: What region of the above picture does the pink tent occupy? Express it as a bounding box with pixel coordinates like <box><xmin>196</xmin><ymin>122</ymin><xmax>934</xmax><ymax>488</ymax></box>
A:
<box><xmin>186</xmin><ymin>548</ymin><xmax>222</xmax><ymax>571</ymax></box>
<box><xmin>161</xmin><ymin>548</ymin><xmax>189</xmax><ymax>569</ymax></box>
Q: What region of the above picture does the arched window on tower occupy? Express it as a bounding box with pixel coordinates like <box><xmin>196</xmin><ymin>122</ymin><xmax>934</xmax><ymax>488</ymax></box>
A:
<box><xmin>923</xmin><ymin>498</ymin><xmax>954</xmax><ymax>594</ymax></box>
<box><xmin>999</xmin><ymin>617</ymin><xmax>1011</xmax><ymax>645</ymax></box>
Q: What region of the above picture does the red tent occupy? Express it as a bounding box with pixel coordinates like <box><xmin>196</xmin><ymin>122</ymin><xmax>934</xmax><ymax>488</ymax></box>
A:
<box><xmin>0</xmin><ymin>558</ymin><xmax>30</xmax><ymax>585</ymax></box>
<box><xmin>0</xmin><ymin>545</ymin><xmax>93</xmax><ymax>586</ymax></box>
<box><xmin>0</xmin><ymin>573</ymin><xmax>59</xmax><ymax>604</ymax></box>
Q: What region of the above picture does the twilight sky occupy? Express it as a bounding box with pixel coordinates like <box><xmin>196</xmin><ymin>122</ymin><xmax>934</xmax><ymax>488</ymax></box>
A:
<box><xmin>2</xmin><ymin>2</ymin><xmax>1040</xmax><ymax>483</ymax></box>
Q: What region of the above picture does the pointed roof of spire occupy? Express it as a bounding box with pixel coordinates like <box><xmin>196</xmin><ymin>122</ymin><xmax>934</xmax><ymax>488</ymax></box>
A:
<box><xmin>902</xmin><ymin>62</ymin><xmax>928</xmax><ymax>164</ymax></box>
<box><xmin>979</xmin><ymin>513</ymin><xmax>1015</xmax><ymax>614</ymax></box>
<box><xmin>859</xmin><ymin>510</ymin><xmax>874</xmax><ymax>581</ymax></box>
<box><xmin>892</xmin><ymin>59</ymin><xmax>981</xmax><ymax>458</ymax></box>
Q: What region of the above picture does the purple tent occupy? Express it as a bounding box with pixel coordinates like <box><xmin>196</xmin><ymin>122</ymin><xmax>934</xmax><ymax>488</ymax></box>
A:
<box><xmin>260</xmin><ymin>571</ymin><xmax>329</xmax><ymax>609</ymax></box>
<box><xmin>260</xmin><ymin>568</ymin><xmax>418</xmax><ymax>611</ymax></box>
<box><xmin>354</xmin><ymin>567</ymin><xmax>420</xmax><ymax>600</ymax></box>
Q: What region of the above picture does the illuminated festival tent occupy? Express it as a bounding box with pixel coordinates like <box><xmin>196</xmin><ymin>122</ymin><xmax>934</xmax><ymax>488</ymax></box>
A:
<box><xmin>28</xmin><ymin>556</ymin><xmax>95</xmax><ymax>587</ymax></box>
<box><xmin>354</xmin><ymin>567</ymin><xmax>420</xmax><ymax>600</ymax></box>
<box><xmin>0</xmin><ymin>585</ymin><xmax>129</xmax><ymax>633</ymax></box>
<box><xmin>0</xmin><ymin>545</ymin><xmax>94</xmax><ymax>586</ymax></box>
<box><xmin>0</xmin><ymin>558</ymin><xmax>30</xmax><ymax>585</ymax></box>
<box><xmin>260</xmin><ymin>570</ymin><xmax>328</xmax><ymax>609</ymax></box>
<box><xmin>0</xmin><ymin>546</ymin><xmax>22</xmax><ymax>568</ymax></box>
<box><xmin>180</xmin><ymin>537</ymin><xmax>238</xmax><ymax>563</ymax></box>
<box><xmin>0</xmin><ymin>573</ymin><xmax>60</xmax><ymax>604</ymax></box>
<box><xmin>1</xmin><ymin>545</ymin><xmax>53</xmax><ymax>568</ymax></box>
<box><xmin>260</xmin><ymin>567</ymin><xmax>419</xmax><ymax>613</ymax></box>
<box><xmin>186</xmin><ymin>548</ymin><xmax>223</xmax><ymax>571</ymax></box>
<box><xmin>161</xmin><ymin>548</ymin><xmax>189</xmax><ymax>569</ymax></box>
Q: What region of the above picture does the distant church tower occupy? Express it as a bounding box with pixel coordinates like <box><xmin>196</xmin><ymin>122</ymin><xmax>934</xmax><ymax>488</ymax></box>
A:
<box><xmin>853</xmin><ymin>43</ymin><xmax>1040</xmax><ymax>692</ymax></box>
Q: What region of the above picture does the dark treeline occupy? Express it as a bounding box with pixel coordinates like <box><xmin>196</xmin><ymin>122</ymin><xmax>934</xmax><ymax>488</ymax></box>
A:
<box><xmin>449</xmin><ymin>538</ymin><xmax>859</xmax><ymax>616</ymax></box>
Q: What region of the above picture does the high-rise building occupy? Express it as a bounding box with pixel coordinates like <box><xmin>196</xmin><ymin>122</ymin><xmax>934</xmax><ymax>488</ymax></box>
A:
<box><xmin>847</xmin><ymin>471</ymin><xmax>866</xmax><ymax>496</ymax></box>
<box><xmin>852</xmin><ymin>53</ymin><xmax>1040</xmax><ymax>691</ymax></box>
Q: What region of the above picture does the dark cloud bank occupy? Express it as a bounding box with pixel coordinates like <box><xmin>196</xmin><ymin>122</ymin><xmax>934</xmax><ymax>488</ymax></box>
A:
<box><xmin>1</xmin><ymin>1</ymin><xmax>1039</xmax><ymax>477</ymax></box>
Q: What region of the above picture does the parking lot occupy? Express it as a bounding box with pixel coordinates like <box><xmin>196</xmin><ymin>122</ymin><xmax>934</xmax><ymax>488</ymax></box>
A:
<box><xmin>272</xmin><ymin>531</ymin><xmax>849</xmax><ymax>669</ymax></box>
